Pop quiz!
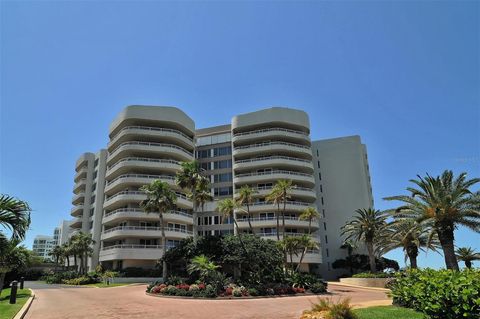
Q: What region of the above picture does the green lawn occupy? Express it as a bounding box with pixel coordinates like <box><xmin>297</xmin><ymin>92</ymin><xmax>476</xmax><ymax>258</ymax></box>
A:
<box><xmin>84</xmin><ymin>282</ymin><xmax>131</xmax><ymax>288</ymax></box>
<box><xmin>355</xmin><ymin>306</ymin><xmax>424</xmax><ymax>319</ymax></box>
<box><xmin>0</xmin><ymin>288</ymin><xmax>32</xmax><ymax>319</ymax></box>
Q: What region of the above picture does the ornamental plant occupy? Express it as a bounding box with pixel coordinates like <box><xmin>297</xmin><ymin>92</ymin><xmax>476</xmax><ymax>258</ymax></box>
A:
<box><xmin>389</xmin><ymin>268</ymin><xmax>480</xmax><ymax>319</ymax></box>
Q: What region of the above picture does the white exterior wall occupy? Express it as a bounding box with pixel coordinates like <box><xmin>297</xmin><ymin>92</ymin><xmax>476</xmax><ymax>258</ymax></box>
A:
<box><xmin>312</xmin><ymin>136</ymin><xmax>373</xmax><ymax>280</ymax></box>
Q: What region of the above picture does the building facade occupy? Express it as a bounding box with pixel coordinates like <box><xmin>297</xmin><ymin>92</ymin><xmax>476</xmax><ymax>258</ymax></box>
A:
<box><xmin>32</xmin><ymin>235</ymin><xmax>56</xmax><ymax>261</ymax></box>
<box><xmin>68</xmin><ymin>105</ymin><xmax>373</xmax><ymax>279</ymax></box>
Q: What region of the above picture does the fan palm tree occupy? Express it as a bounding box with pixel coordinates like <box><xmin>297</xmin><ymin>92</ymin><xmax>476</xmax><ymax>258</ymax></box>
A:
<box><xmin>140</xmin><ymin>180</ymin><xmax>177</xmax><ymax>280</ymax></box>
<box><xmin>236</xmin><ymin>185</ymin><xmax>257</xmax><ymax>234</ymax></box>
<box><xmin>341</xmin><ymin>208</ymin><xmax>388</xmax><ymax>272</ymax></box>
<box><xmin>176</xmin><ymin>161</ymin><xmax>209</xmax><ymax>241</ymax></box>
<box><xmin>187</xmin><ymin>255</ymin><xmax>219</xmax><ymax>282</ymax></box>
<box><xmin>384</xmin><ymin>170</ymin><xmax>480</xmax><ymax>270</ymax></box>
<box><xmin>377</xmin><ymin>219</ymin><xmax>438</xmax><ymax>269</ymax></box>
<box><xmin>456</xmin><ymin>247</ymin><xmax>480</xmax><ymax>269</ymax></box>
<box><xmin>299</xmin><ymin>207</ymin><xmax>320</xmax><ymax>235</ymax></box>
<box><xmin>0</xmin><ymin>194</ymin><xmax>31</xmax><ymax>246</ymax></box>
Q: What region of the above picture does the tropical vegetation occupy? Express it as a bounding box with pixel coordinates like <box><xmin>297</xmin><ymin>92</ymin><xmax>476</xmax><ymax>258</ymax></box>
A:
<box><xmin>455</xmin><ymin>246</ymin><xmax>480</xmax><ymax>269</ymax></box>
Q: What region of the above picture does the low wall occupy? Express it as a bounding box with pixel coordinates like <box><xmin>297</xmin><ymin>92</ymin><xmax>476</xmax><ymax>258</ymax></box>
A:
<box><xmin>339</xmin><ymin>277</ymin><xmax>390</xmax><ymax>288</ymax></box>
<box><xmin>112</xmin><ymin>277</ymin><xmax>160</xmax><ymax>283</ymax></box>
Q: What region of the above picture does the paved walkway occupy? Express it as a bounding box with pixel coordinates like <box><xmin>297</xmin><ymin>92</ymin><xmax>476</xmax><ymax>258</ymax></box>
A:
<box><xmin>24</xmin><ymin>282</ymin><xmax>391</xmax><ymax>319</ymax></box>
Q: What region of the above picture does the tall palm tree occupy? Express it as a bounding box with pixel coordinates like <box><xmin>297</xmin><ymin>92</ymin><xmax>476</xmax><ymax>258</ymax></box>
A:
<box><xmin>236</xmin><ymin>185</ymin><xmax>257</xmax><ymax>234</ymax></box>
<box><xmin>217</xmin><ymin>198</ymin><xmax>241</xmax><ymax>235</ymax></box>
<box><xmin>266</xmin><ymin>186</ymin><xmax>283</xmax><ymax>240</ymax></box>
<box><xmin>70</xmin><ymin>232</ymin><xmax>95</xmax><ymax>274</ymax></box>
<box><xmin>341</xmin><ymin>208</ymin><xmax>388</xmax><ymax>273</ymax></box>
<box><xmin>49</xmin><ymin>245</ymin><xmax>64</xmax><ymax>270</ymax></box>
<box><xmin>456</xmin><ymin>247</ymin><xmax>480</xmax><ymax>269</ymax></box>
<box><xmin>299</xmin><ymin>207</ymin><xmax>320</xmax><ymax>235</ymax></box>
<box><xmin>266</xmin><ymin>180</ymin><xmax>292</xmax><ymax>240</ymax></box>
<box><xmin>295</xmin><ymin>235</ymin><xmax>319</xmax><ymax>272</ymax></box>
<box><xmin>377</xmin><ymin>219</ymin><xmax>438</xmax><ymax>269</ymax></box>
<box><xmin>140</xmin><ymin>180</ymin><xmax>177</xmax><ymax>280</ymax></box>
<box><xmin>0</xmin><ymin>194</ymin><xmax>31</xmax><ymax>245</ymax></box>
<box><xmin>280</xmin><ymin>236</ymin><xmax>302</xmax><ymax>269</ymax></box>
<box><xmin>176</xmin><ymin>161</ymin><xmax>209</xmax><ymax>241</ymax></box>
<box><xmin>191</xmin><ymin>180</ymin><xmax>213</xmax><ymax>214</ymax></box>
<box><xmin>384</xmin><ymin>170</ymin><xmax>480</xmax><ymax>270</ymax></box>
<box><xmin>62</xmin><ymin>243</ymin><xmax>72</xmax><ymax>269</ymax></box>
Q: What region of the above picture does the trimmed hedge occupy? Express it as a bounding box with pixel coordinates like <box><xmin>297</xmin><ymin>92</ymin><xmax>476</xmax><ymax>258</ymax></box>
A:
<box><xmin>390</xmin><ymin>268</ymin><xmax>480</xmax><ymax>319</ymax></box>
<box><xmin>351</xmin><ymin>272</ymin><xmax>392</xmax><ymax>278</ymax></box>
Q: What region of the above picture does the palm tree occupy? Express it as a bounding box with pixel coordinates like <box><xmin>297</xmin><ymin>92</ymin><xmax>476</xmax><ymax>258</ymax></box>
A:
<box><xmin>295</xmin><ymin>235</ymin><xmax>319</xmax><ymax>272</ymax></box>
<box><xmin>266</xmin><ymin>180</ymin><xmax>292</xmax><ymax>240</ymax></box>
<box><xmin>236</xmin><ymin>185</ymin><xmax>257</xmax><ymax>234</ymax></box>
<box><xmin>266</xmin><ymin>186</ymin><xmax>282</xmax><ymax>240</ymax></box>
<box><xmin>341</xmin><ymin>208</ymin><xmax>388</xmax><ymax>273</ymax></box>
<box><xmin>299</xmin><ymin>207</ymin><xmax>320</xmax><ymax>234</ymax></box>
<box><xmin>176</xmin><ymin>161</ymin><xmax>209</xmax><ymax>241</ymax></box>
<box><xmin>62</xmin><ymin>243</ymin><xmax>72</xmax><ymax>269</ymax></box>
<box><xmin>217</xmin><ymin>198</ymin><xmax>241</xmax><ymax>235</ymax></box>
<box><xmin>280</xmin><ymin>236</ymin><xmax>302</xmax><ymax>269</ymax></box>
<box><xmin>186</xmin><ymin>255</ymin><xmax>219</xmax><ymax>282</ymax></box>
<box><xmin>377</xmin><ymin>219</ymin><xmax>438</xmax><ymax>269</ymax></box>
<box><xmin>384</xmin><ymin>170</ymin><xmax>480</xmax><ymax>270</ymax></box>
<box><xmin>140</xmin><ymin>180</ymin><xmax>177</xmax><ymax>280</ymax></box>
<box><xmin>191</xmin><ymin>180</ymin><xmax>213</xmax><ymax>214</ymax></box>
<box><xmin>0</xmin><ymin>194</ymin><xmax>31</xmax><ymax>244</ymax></box>
<box><xmin>456</xmin><ymin>247</ymin><xmax>480</xmax><ymax>269</ymax></box>
<box><xmin>340</xmin><ymin>240</ymin><xmax>357</xmax><ymax>275</ymax></box>
<box><xmin>70</xmin><ymin>232</ymin><xmax>95</xmax><ymax>274</ymax></box>
<box><xmin>49</xmin><ymin>246</ymin><xmax>64</xmax><ymax>270</ymax></box>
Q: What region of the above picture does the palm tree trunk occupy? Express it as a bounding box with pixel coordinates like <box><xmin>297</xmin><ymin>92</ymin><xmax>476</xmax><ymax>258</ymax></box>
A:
<box><xmin>160</xmin><ymin>212</ymin><xmax>168</xmax><ymax>281</ymax></box>
<box><xmin>308</xmin><ymin>219</ymin><xmax>312</xmax><ymax>235</ymax></box>
<box><xmin>282</xmin><ymin>199</ymin><xmax>286</xmax><ymax>239</ymax></box>
<box><xmin>465</xmin><ymin>260</ymin><xmax>472</xmax><ymax>269</ymax></box>
<box><xmin>296</xmin><ymin>248</ymin><xmax>307</xmax><ymax>272</ymax></box>
<box><xmin>66</xmin><ymin>256</ymin><xmax>70</xmax><ymax>269</ymax></box>
<box><xmin>276</xmin><ymin>203</ymin><xmax>281</xmax><ymax>241</ymax></box>
<box><xmin>74</xmin><ymin>254</ymin><xmax>78</xmax><ymax>272</ymax></box>
<box><xmin>438</xmin><ymin>226</ymin><xmax>459</xmax><ymax>271</ymax></box>
<box><xmin>0</xmin><ymin>272</ymin><xmax>6</xmax><ymax>296</ymax></box>
<box><xmin>192</xmin><ymin>188</ymin><xmax>198</xmax><ymax>241</ymax></box>
<box><xmin>367</xmin><ymin>241</ymin><xmax>376</xmax><ymax>273</ymax></box>
<box><xmin>246</xmin><ymin>204</ymin><xmax>253</xmax><ymax>234</ymax></box>
<box><xmin>407</xmin><ymin>245</ymin><xmax>418</xmax><ymax>269</ymax></box>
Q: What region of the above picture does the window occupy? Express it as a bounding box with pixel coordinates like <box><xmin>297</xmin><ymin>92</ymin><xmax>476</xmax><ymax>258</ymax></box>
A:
<box><xmin>213</xmin><ymin>146</ymin><xmax>231</xmax><ymax>156</ymax></box>
<box><xmin>327</xmin><ymin>262</ymin><xmax>331</xmax><ymax>271</ymax></box>
<box><xmin>92</xmin><ymin>183</ymin><xmax>97</xmax><ymax>192</ymax></box>
<box><xmin>93</xmin><ymin>170</ymin><xmax>98</xmax><ymax>180</ymax></box>
<box><xmin>90</xmin><ymin>195</ymin><xmax>96</xmax><ymax>204</ymax></box>
<box><xmin>321</xmin><ymin>197</ymin><xmax>324</xmax><ymax>205</ymax></box>
<box><xmin>214</xmin><ymin>173</ymin><xmax>232</xmax><ymax>183</ymax></box>
<box><xmin>317</xmin><ymin>160</ymin><xmax>320</xmax><ymax>168</ymax></box>
<box><xmin>213</xmin><ymin>159</ymin><xmax>232</xmax><ymax>169</ymax></box>
<box><xmin>200</xmin><ymin>162</ymin><xmax>210</xmax><ymax>170</ymax></box>
<box><xmin>94</xmin><ymin>158</ymin><xmax>99</xmax><ymax>167</ymax></box>
<box><xmin>326</xmin><ymin>248</ymin><xmax>329</xmax><ymax>257</ymax></box>
<box><xmin>320</xmin><ymin>185</ymin><xmax>323</xmax><ymax>193</ymax></box>
<box><xmin>214</xmin><ymin>216</ymin><xmax>220</xmax><ymax>224</ymax></box>
<box><xmin>325</xmin><ymin>235</ymin><xmax>328</xmax><ymax>244</ymax></box>
<box><xmin>90</xmin><ymin>208</ymin><xmax>94</xmax><ymax>216</ymax></box>
<box><xmin>323</xmin><ymin>222</ymin><xmax>327</xmax><ymax>231</ymax></box>
<box><xmin>214</xmin><ymin>186</ymin><xmax>233</xmax><ymax>196</ymax></box>
<box><xmin>89</xmin><ymin>221</ymin><xmax>93</xmax><ymax>229</ymax></box>
<box><xmin>322</xmin><ymin>209</ymin><xmax>325</xmax><ymax>218</ymax></box>
<box><xmin>318</xmin><ymin>172</ymin><xmax>322</xmax><ymax>180</ymax></box>
<box><xmin>316</xmin><ymin>150</ymin><xmax>319</xmax><ymax>156</ymax></box>
<box><xmin>197</xmin><ymin>149</ymin><xmax>210</xmax><ymax>158</ymax></box>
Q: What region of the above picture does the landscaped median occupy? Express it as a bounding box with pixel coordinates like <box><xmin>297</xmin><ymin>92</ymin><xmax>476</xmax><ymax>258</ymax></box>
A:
<box><xmin>0</xmin><ymin>288</ymin><xmax>32</xmax><ymax>319</ymax></box>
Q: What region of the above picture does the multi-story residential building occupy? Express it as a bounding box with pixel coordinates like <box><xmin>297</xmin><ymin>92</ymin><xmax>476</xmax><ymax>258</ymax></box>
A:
<box><xmin>68</xmin><ymin>105</ymin><xmax>373</xmax><ymax>279</ymax></box>
<box><xmin>32</xmin><ymin>235</ymin><xmax>56</xmax><ymax>260</ymax></box>
<box><xmin>53</xmin><ymin>220</ymin><xmax>75</xmax><ymax>246</ymax></box>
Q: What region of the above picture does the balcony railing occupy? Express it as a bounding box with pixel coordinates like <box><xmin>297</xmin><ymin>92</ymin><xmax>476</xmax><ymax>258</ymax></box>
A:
<box><xmin>103</xmin><ymin>226</ymin><xmax>192</xmax><ymax>235</ymax></box>
<box><xmin>107</xmin><ymin>157</ymin><xmax>179</xmax><ymax>171</ymax></box>
<box><xmin>233</xmin><ymin>127</ymin><xmax>308</xmax><ymax>138</ymax></box>
<box><xmin>235</xmin><ymin>170</ymin><xmax>313</xmax><ymax>178</ymax></box>
<box><xmin>258</xmin><ymin>232</ymin><xmax>307</xmax><ymax>238</ymax></box>
<box><xmin>234</xmin><ymin>141</ymin><xmax>310</xmax><ymax>151</ymax></box>
<box><xmin>248</xmin><ymin>200</ymin><xmax>311</xmax><ymax>207</ymax></box>
<box><xmin>109</xmin><ymin>141</ymin><xmax>193</xmax><ymax>157</ymax></box>
<box><xmin>106</xmin><ymin>174</ymin><xmax>175</xmax><ymax>186</ymax></box>
<box><xmin>104</xmin><ymin>208</ymin><xmax>192</xmax><ymax>219</ymax></box>
<box><xmin>105</xmin><ymin>191</ymin><xmax>188</xmax><ymax>202</ymax></box>
<box><xmin>238</xmin><ymin>216</ymin><xmax>315</xmax><ymax>222</ymax></box>
<box><xmin>111</xmin><ymin>126</ymin><xmax>194</xmax><ymax>142</ymax></box>
<box><xmin>235</xmin><ymin>156</ymin><xmax>312</xmax><ymax>164</ymax></box>
<box><xmin>101</xmin><ymin>244</ymin><xmax>179</xmax><ymax>251</ymax></box>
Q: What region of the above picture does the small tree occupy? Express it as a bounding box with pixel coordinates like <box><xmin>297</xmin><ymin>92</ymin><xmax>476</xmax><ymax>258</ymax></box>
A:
<box><xmin>456</xmin><ymin>247</ymin><xmax>480</xmax><ymax>269</ymax></box>
<box><xmin>187</xmin><ymin>255</ymin><xmax>219</xmax><ymax>282</ymax></box>
<box><xmin>236</xmin><ymin>185</ymin><xmax>257</xmax><ymax>234</ymax></box>
<box><xmin>299</xmin><ymin>207</ymin><xmax>320</xmax><ymax>235</ymax></box>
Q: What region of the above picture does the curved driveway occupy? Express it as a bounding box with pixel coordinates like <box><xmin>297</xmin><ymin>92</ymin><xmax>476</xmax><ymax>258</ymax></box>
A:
<box><xmin>25</xmin><ymin>282</ymin><xmax>391</xmax><ymax>319</ymax></box>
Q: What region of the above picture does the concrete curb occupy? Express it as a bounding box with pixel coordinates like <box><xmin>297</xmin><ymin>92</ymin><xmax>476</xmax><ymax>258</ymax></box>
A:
<box><xmin>13</xmin><ymin>288</ymin><xmax>35</xmax><ymax>319</ymax></box>
<box><xmin>328</xmin><ymin>281</ymin><xmax>391</xmax><ymax>292</ymax></box>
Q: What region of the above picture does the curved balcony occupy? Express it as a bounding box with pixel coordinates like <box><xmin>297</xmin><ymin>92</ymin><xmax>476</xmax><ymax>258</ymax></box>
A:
<box><xmin>234</xmin><ymin>170</ymin><xmax>315</xmax><ymax>187</ymax></box>
<box><xmin>233</xmin><ymin>156</ymin><xmax>314</xmax><ymax>173</ymax></box>
<box><xmin>104</xmin><ymin>174</ymin><xmax>177</xmax><ymax>195</ymax></box>
<box><xmin>71</xmin><ymin>205</ymin><xmax>84</xmax><ymax>217</ymax></box>
<box><xmin>233</xmin><ymin>141</ymin><xmax>312</xmax><ymax>159</ymax></box>
<box><xmin>74</xmin><ymin>167</ymin><xmax>88</xmax><ymax>183</ymax></box>
<box><xmin>107</xmin><ymin>141</ymin><xmax>193</xmax><ymax>165</ymax></box>
<box><xmin>105</xmin><ymin>157</ymin><xmax>181</xmax><ymax>180</ymax></box>
<box><xmin>236</xmin><ymin>186</ymin><xmax>317</xmax><ymax>202</ymax></box>
<box><xmin>108</xmin><ymin>126</ymin><xmax>194</xmax><ymax>152</ymax></box>
<box><xmin>103</xmin><ymin>191</ymin><xmax>192</xmax><ymax>211</ymax></box>
<box><xmin>73</xmin><ymin>178</ymin><xmax>87</xmax><ymax>194</ymax></box>
<box><xmin>75</xmin><ymin>155</ymin><xmax>89</xmax><ymax>171</ymax></box>
<box><xmin>101</xmin><ymin>226</ymin><xmax>192</xmax><ymax>241</ymax></box>
<box><xmin>99</xmin><ymin>244</ymin><xmax>164</xmax><ymax>261</ymax></box>
<box><xmin>70</xmin><ymin>218</ymin><xmax>83</xmax><ymax>229</ymax></box>
<box><xmin>259</xmin><ymin>232</ymin><xmax>320</xmax><ymax>242</ymax></box>
<box><xmin>103</xmin><ymin>208</ymin><xmax>193</xmax><ymax>226</ymax></box>
<box><xmin>72</xmin><ymin>192</ymin><xmax>85</xmax><ymax>205</ymax></box>
<box><xmin>237</xmin><ymin>216</ymin><xmax>318</xmax><ymax>229</ymax></box>
<box><xmin>232</xmin><ymin>127</ymin><xmax>310</xmax><ymax>145</ymax></box>
<box><xmin>240</xmin><ymin>200</ymin><xmax>315</xmax><ymax>213</ymax></box>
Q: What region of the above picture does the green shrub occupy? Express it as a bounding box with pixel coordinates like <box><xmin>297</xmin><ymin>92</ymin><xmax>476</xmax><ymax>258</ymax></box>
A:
<box><xmin>165</xmin><ymin>275</ymin><xmax>183</xmax><ymax>285</ymax></box>
<box><xmin>248</xmin><ymin>288</ymin><xmax>259</xmax><ymax>296</ymax></box>
<box><xmin>310</xmin><ymin>282</ymin><xmax>327</xmax><ymax>294</ymax></box>
<box><xmin>203</xmin><ymin>284</ymin><xmax>217</xmax><ymax>298</ymax></box>
<box><xmin>63</xmin><ymin>276</ymin><xmax>96</xmax><ymax>285</ymax></box>
<box><xmin>302</xmin><ymin>298</ymin><xmax>358</xmax><ymax>319</ymax></box>
<box><xmin>390</xmin><ymin>268</ymin><xmax>480</xmax><ymax>319</ymax></box>
<box><xmin>352</xmin><ymin>272</ymin><xmax>392</xmax><ymax>278</ymax></box>
<box><xmin>163</xmin><ymin>285</ymin><xmax>179</xmax><ymax>295</ymax></box>
<box><xmin>41</xmin><ymin>271</ymin><xmax>78</xmax><ymax>284</ymax></box>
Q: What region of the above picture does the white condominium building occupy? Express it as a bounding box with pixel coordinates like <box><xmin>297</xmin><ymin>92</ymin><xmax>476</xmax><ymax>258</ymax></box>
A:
<box><xmin>68</xmin><ymin>105</ymin><xmax>373</xmax><ymax>279</ymax></box>
<box><xmin>32</xmin><ymin>235</ymin><xmax>56</xmax><ymax>261</ymax></box>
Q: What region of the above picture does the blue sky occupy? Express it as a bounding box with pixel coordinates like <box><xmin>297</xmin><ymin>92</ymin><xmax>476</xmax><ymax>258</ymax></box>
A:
<box><xmin>1</xmin><ymin>1</ymin><xmax>478</xmax><ymax>269</ymax></box>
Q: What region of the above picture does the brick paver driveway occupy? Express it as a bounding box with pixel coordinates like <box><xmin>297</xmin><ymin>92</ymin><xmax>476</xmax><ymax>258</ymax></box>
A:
<box><xmin>25</xmin><ymin>282</ymin><xmax>391</xmax><ymax>319</ymax></box>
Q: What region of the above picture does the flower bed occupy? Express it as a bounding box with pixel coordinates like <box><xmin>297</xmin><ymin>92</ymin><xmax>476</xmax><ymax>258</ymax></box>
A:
<box><xmin>146</xmin><ymin>281</ymin><xmax>326</xmax><ymax>299</ymax></box>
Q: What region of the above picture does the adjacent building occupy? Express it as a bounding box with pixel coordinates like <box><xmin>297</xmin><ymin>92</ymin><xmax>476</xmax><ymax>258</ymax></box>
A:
<box><xmin>67</xmin><ymin>105</ymin><xmax>373</xmax><ymax>279</ymax></box>
<box><xmin>32</xmin><ymin>235</ymin><xmax>56</xmax><ymax>260</ymax></box>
